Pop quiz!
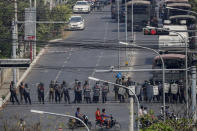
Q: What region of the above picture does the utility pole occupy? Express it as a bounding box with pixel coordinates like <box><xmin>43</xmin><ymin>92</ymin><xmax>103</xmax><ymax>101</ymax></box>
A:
<box><xmin>33</xmin><ymin>0</ymin><xmax>37</xmax><ymax>60</ymax></box>
<box><xmin>117</xmin><ymin>0</ymin><xmax>120</xmax><ymax>69</ymax></box>
<box><xmin>129</xmin><ymin>97</ymin><xmax>134</xmax><ymax>131</ymax></box>
<box><xmin>191</xmin><ymin>66</ymin><xmax>197</xmax><ymax>123</ymax></box>
<box><xmin>12</xmin><ymin>0</ymin><xmax>18</xmax><ymax>88</ymax></box>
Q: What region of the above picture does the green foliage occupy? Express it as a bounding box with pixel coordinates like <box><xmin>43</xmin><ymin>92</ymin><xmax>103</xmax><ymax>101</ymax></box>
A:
<box><xmin>0</xmin><ymin>0</ymin><xmax>72</xmax><ymax>58</ymax></box>
<box><xmin>139</xmin><ymin>111</ymin><xmax>193</xmax><ymax>131</ymax></box>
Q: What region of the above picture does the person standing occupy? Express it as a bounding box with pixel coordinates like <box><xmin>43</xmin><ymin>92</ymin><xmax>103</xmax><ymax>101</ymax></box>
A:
<box><xmin>10</xmin><ymin>81</ymin><xmax>20</xmax><ymax>105</ymax></box>
<box><xmin>19</xmin><ymin>82</ymin><xmax>24</xmax><ymax>103</ymax></box>
<box><xmin>62</xmin><ymin>81</ymin><xmax>70</xmax><ymax>104</ymax></box>
<box><xmin>83</xmin><ymin>80</ymin><xmax>91</xmax><ymax>103</ymax></box>
<box><xmin>37</xmin><ymin>83</ymin><xmax>41</xmax><ymax>103</ymax></box>
<box><xmin>54</xmin><ymin>81</ymin><xmax>61</xmax><ymax>103</ymax></box>
<box><xmin>102</xmin><ymin>82</ymin><xmax>109</xmax><ymax>103</ymax></box>
<box><xmin>114</xmin><ymin>78</ymin><xmax>120</xmax><ymax>101</ymax></box>
<box><xmin>73</xmin><ymin>79</ymin><xmax>79</xmax><ymax>103</ymax></box>
<box><xmin>39</xmin><ymin>82</ymin><xmax>45</xmax><ymax>104</ymax></box>
<box><xmin>24</xmin><ymin>83</ymin><xmax>31</xmax><ymax>105</ymax></box>
<box><xmin>76</xmin><ymin>82</ymin><xmax>82</xmax><ymax>103</ymax></box>
<box><xmin>93</xmin><ymin>82</ymin><xmax>100</xmax><ymax>103</ymax></box>
<box><xmin>49</xmin><ymin>80</ymin><xmax>55</xmax><ymax>103</ymax></box>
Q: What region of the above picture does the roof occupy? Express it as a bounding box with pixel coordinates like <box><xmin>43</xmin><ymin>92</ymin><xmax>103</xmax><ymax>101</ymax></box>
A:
<box><xmin>169</xmin><ymin>15</ymin><xmax>196</xmax><ymax>20</ymax></box>
<box><xmin>163</xmin><ymin>25</ymin><xmax>188</xmax><ymax>38</ymax></box>
<box><xmin>166</xmin><ymin>3</ymin><xmax>191</xmax><ymax>8</ymax></box>
<box><xmin>127</xmin><ymin>0</ymin><xmax>150</xmax><ymax>6</ymax></box>
<box><xmin>154</xmin><ymin>54</ymin><xmax>186</xmax><ymax>60</ymax></box>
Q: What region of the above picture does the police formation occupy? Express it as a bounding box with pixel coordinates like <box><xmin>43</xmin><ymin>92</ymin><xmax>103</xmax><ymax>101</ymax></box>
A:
<box><xmin>9</xmin><ymin>76</ymin><xmax>186</xmax><ymax>105</ymax></box>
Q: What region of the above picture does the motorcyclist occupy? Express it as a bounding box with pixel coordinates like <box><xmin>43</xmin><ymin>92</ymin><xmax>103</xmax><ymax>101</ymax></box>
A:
<box><xmin>95</xmin><ymin>108</ymin><xmax>102</xmax><ymax>122</ymax></box>
<box><xmin>101</xmin><ymin>108</ymin><xmax>111</xmax><ymax>128</ymax></box>
<box><xmin>75</xmin><ymin>107</ymin><xmax>85</xmax><ymax>124</ymax></box>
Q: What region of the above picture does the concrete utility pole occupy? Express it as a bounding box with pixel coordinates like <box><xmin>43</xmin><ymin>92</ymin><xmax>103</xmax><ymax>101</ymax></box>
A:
<box><xmin>191</xmin><ymin>66</ymin><xmax>197</xmax><ymax>123</ymax></box>
<box><xmin>33</xmin><ymin>0</ymin><xmax>37</xmax><ymax>60</ymax></box>
<box><xmin>117</xmin><ymin>0</ymin><xmax>120</xmax><ymax>69</ymax></box>
<box><xmin>129</xmin><ymin>97</ymin><xmax>134</xmax><ymax>131</ymax></box>
<box><xmin>12</xmin><ymin>0</ymin><xmax>18</xmax><ymax>88</ymax></box>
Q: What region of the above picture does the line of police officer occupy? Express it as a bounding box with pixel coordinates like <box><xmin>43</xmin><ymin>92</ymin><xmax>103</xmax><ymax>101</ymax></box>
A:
<box><xmin>114</xmin><ymin>75</ymin><xmax>187</xmax><ymax>104</ymax></box>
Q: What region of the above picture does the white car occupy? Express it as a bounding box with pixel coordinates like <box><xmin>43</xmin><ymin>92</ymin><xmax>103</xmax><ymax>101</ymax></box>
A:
<box><xmin>68</xmin><ymin>16</ymin><xmax>85</xmax><ymax>30</ymax></box>
<box><xmin>73</xmin><ymin>1</ymin><xmax>91</xmax><ymax>13</ymax></box>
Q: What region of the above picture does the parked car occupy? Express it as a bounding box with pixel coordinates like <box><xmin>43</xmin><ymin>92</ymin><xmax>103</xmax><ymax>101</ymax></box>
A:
<box><xmin>73</xmin><ymin>1</ymin><xmax>91</xmax><ymax>13</ymax></box>
<box><xmin>68</xmin><ymin>15</ymin><xmax>85</xmax><ymax>30</ymax></box>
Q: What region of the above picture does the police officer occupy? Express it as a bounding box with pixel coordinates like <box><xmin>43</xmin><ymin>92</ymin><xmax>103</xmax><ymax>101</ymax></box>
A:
<box><xmin>102</xmin><ymin>82</ymin><xmax>109</xmax><ymax>103</ymax></box>
<box><xmin>24</xmin><ymin>83</ymin><xmax>31</xmax><ymax>105</ymax></box>
<box><xmin>178</xmin><ymin>80</ymin><xmax>186</xmax><ymax>103</ymax></box>
<box><xmin>19</xmin><ymin>82</ymin><xmax>24</xmax><ymax>103</ymax></box>
<box><xmin>73</xmin><ymin>79</ymin><xmax>79</xmax><ymax>103</ymax></box>
<box><xmin>114</xmin><ymin>78</ymin><xmax>120</xmax><ymax>101</ymax></box>
<box><xmin>83</xmin><ymin>80</ymin><xmax>91</xmax><ymax>103</ymax></box>
<box><xmin>76</xmin><ymin>82</ymin><xmax>82</xmax><ymax>103</ymax></box>
<box><xmin>93</xmin><ymin>82</ymin><xmax>100</xmax><ymax>103</ymax></box>
<box><xmin>39</xmin><ymin>82</ymin><xmax>45</xmax><ymax>104</ymax></box>
<box><xmin>10</xmin><ymin>81</ymin><xmax>20</xmax><ymax>105</ymax></box>
<box><xmin>62</xmin><ymin>81</ymin><xmax>70</xmax><ymax>104</ymax></box>
<box><xmin>54</xmin><ymin>81</ymin><xmax>61</xmax><ymax>103</ymax></box>
<box><xmin>49</xmin><ymin>80</ymin><xmax>55</xmax><ymax>103</ymax></box>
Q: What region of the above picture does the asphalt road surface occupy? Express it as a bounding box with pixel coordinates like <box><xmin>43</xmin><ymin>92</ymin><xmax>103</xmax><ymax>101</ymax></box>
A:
<box><xmin>0</xmin><ymin>4</ymin><xmax>187</xmax><ymax>131</ymax></box>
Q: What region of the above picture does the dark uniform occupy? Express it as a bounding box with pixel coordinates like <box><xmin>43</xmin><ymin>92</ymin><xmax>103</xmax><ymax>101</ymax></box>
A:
<box><xmin>10</xmin><ymin>81</ymin><xmax>20</xmax><ymax>105</ymax></box>
<box><xmin>39</xmin><ymin>82</ymin><xmax>45</xmax><ymax>104</ymax></box>
<box><xmin>83</xmin><ymin>82</ymin><xmax>91</xmax><ymax>103</ymax></box>
<box><xmin>62</xmin><ymin>81</ymin><xmax>70</xmax><ymax>104</ymax></box>
<box><xmin>76</xmin><ymin>82</ymin><xmax>82</xmax><ymax>103</ymax></box>
<box><xmin>24</xmin><ymin>83</ymin><xmax>31</xmax><ymax>104</ymax></box>
<box><xmin>93</xmin><ymin>82</ymin><xmax>100</xmax><ymax>103</ymax></box>
<box><xmin>102</xmin><ymin>83</ymin><xmax>109</xmax><ymax>103</ymax></box>
<box><xmin>49</xmin><ymin>80</ymin><xmax>55</xmax><ymax>102</ymax></box>
<box><xmin>19</xmin><ymin>82</ymin><xmax>24</xmax><ymax>103</ymax></box>
<box><xmin>54</xmin><ymin>82</ymin><xmax>61</xmax><ymax>103</ymax></box>
<box><xmin>114</xmin><ymin>78</ymin><xmax>120</xmax><ymax>101</ymax></box>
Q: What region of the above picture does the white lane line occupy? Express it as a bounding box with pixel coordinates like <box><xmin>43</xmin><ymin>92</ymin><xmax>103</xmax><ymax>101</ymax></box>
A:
<box><xmin>89</xmin><ymin>22</ymin><xmax>109</xmax><ymax>85</ymax></box>
<box><xmin>44</xmin><ymin>49</ymin><xmax>73</xmax><ymax>99</ymax></box>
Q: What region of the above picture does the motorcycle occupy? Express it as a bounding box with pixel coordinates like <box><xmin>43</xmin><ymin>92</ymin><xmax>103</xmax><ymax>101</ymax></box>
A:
<box><xmin>68</xmin><ymin>115</ymin><xmax>92</xmax><ymax>129</ymax></box>
<box><xmin>95</xmin><ymin>115</ymin><xmax>121</xmax><ymax>130</ymax></box>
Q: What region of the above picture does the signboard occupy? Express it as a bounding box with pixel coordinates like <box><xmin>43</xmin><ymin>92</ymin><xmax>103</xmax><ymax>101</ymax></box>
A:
<box><xmin>153</xmin><ymin>86</ymin><xmax>159</xmax><ymax>95</ymax></box>
<box><xmin>0</xmin><ymin>59</ymin><xmax>30</xmax><ymax>68</ymax></box>
<box><xmin>171</xmin><ymin>83</ymin><xmax>178</xmax><ymax>94</ymax></box>
<box><xmin>25</xmin><ymin>8</ymin><xmax>36</xmax><ymax>41</ymax></box>
<box><xmin>128</xmin><ymin>86</ymin><xmax>135</xmax><ymax>96</ymax></box>
<box><xmin>164</xmin><ymin>83</ymin><xmax>170</xmax><ymax>93</ymax></box>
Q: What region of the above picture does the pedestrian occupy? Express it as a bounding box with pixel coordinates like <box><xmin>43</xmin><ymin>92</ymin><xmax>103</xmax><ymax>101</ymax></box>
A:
<box><xmin>143</xmin><ymin>107</ymin><xmax>148</xmax><ymax>115</ymax></box>
<box><xmin>102</xmin><ymin>82</ymin><xmax>109</xmax><ymax>103</ymax></box>
<box><xmin>24</xmin><ymin>83</ymin><xmax>31</xmax><ymax>105</ymax></box>
<box><xmin>138</xmin><ymin>105</ymin><xmax>144</xmax><ymax>117</ymax></box>
<box><xmin>49</xmin><ymin>80</ymin><xmax>55</xmax><ymax>103</ymax></box>
<box><xmin>10</xmin><ymin>81</ymin><xmax>20</xmax><ymax>105</ymax></box>
<box><xmin>83</xmin><ymin>80</ymin><xmax>91</xmax><ymax>103</ymax></box>
<box><xmin>54</xmin><ymin>81</ymin><xmax>61</xmax><ymax>103</ymax></box>
<box><xmin>19</xmin><ymin>82</ymin><xmax>24</xmax><ymax>103</ymax></box>
<box><xmin>178</xmin><ymin>80</ymin><xmax>186</xmax><ymax>104</ymax></box>
<box><xmin>62</xmin><ymin>81</ymin><xmax>70</xmax><ymax>104</ymax></box>
<box><xmin>39</xmin><ymin>82</ymin><xmax>45</xmax><ymax>104</ymax></box>
<box><xmin>93</xmin><ymin>82</ymin><xmax>100</xmax><ymax>103</ymax></box>
<box><xmin>114</xmin><ymin>78</ymin><xmax>120</xmax><ymax>101</ymax></box>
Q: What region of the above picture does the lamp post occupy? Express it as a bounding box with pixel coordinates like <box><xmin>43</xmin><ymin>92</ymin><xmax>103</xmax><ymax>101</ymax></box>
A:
<box><xmin>30</xmin><ymin>110</ymin><xmax>90</xmax><ymax>131</ymax></box>
<box><xmin>88</xmin><ymin>76</ymin><xmax>140</xmax><ymax>131</ymax></box>
<box><xmin>120</xmin><ymin>41</ymin><xmax>166</xmax><ymax>121</ymax></box>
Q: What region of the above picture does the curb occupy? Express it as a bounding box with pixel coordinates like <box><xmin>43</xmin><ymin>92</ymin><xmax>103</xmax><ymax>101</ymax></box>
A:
<box><xmin>0</xmin><ymin>38</ymin><xmax>62</xmax><ymax>108</ymax></box>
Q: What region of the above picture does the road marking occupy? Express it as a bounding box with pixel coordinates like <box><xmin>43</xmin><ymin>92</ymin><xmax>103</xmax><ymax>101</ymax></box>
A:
<box><xmin>89</xmin><ymin>22</ymin><xmax>109</xmax><ymax>86</ymax></box>
<box><xmin>44</xmin><ymin>49</ymin><xmax>73</xmax><ymax>99</ymax></box>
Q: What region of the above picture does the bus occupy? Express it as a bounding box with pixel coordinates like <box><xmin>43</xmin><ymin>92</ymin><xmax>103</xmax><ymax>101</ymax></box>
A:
<box><xmin>127</xmin><ymin>0</ymin><xmax>151</xmax><ymax>31</ymax></box>
<box><xmin>152</xmin><ymin>54</ymin><xmax>187</xmax><ymax>83</ymax></box>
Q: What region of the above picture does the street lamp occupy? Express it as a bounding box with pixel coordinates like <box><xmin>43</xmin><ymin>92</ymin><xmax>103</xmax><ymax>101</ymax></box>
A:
<box><xmin>30</xmin><ymin>109</ymin><xmax>90</xmax><ymax>131</ymax></box>
<box><xmin>120</xmin><ymin>41</ymin><xmax>166</xmax><ymax>121</ymax></box>
<box><xmin>88</xmin><ymin>76</ymin><xmax>140</xmax><ymax>131</ymax></box>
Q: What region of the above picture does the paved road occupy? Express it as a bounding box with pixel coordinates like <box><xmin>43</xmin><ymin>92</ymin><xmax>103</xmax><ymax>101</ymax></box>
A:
<box><xmin>1</xmin><ymin>3</ymin><xmax>187</xmax><ymax>131</ymax></box>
